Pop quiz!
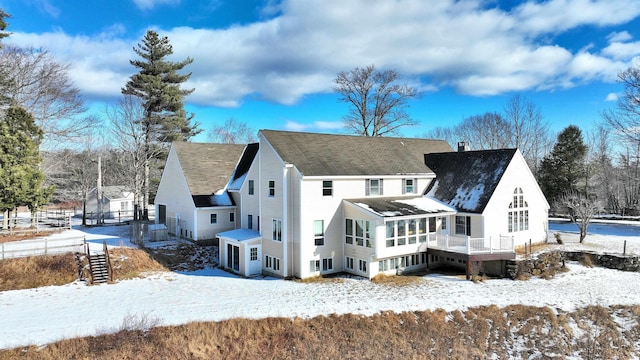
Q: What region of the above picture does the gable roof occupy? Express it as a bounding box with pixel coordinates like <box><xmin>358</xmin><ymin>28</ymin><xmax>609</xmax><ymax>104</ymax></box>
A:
<box><xmin>172</xmin><ymin>142</ymin><xmax>246</xmax><ymax>207</ymax></box>
<box><xmin>424</xmin><ymin>149</ymin><xmax>517</xmax><ymax>214</ymax></box>
<box><xmin>260</xmin><ymin>130</ymin><xmax>453</xmax><ymax>177</ymax></box>
<box><xmin>228</xmin><ymin>143</ymin><xmax>259</xmax><ymax>191</ymax></box>
<box><xmin>89</xmin><ymin>186</ymin><xmax>133</xmax><ymax>200</ymax></box>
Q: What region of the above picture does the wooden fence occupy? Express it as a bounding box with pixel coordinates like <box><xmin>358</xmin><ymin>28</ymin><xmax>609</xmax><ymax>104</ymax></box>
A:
<box><xmin>0</xmin><ymin>236</ymin><xmax>86</xmax><ymax>260</ymax></box>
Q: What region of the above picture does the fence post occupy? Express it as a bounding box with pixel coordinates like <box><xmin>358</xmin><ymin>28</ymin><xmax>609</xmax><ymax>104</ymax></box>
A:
<box><xmin>1</xmin><ymin>242</ymin><xmax>4</xmax><ymax>260</ymax></box>
<box><xmin>623</xmin><ymin>240</ymin><xmax>627</xmax><ymax>256</ymax></box>
<box><xmin>44</xmin><ymin>237</ymin><xmax>48</xmax><ymax>255</ymax></box>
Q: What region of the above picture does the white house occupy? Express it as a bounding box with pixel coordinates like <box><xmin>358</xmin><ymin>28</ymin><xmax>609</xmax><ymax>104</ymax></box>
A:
<box><xmin>156</xmin><ymin>130</ymin><xmax>549</xmax><ymax>279</ymax></box>
<box><xmin>154</xmin><ymin>142</ymin><xmax>249</xmax><ymax>241</ymax></box>
<box><xmin>86</xmin><ymin>186</ymin><xmax>134</xmax><ymax>218</ymax></box>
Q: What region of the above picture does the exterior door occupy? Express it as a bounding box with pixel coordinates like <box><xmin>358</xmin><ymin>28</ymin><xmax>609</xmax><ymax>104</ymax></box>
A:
<box><xmin>248</xmin><ymin>245</ymin><xmax>262</xmax><ymax>275</ymax></box>
<box><xmin>227</xmin><ymin>243</ymin><xmax>240</xmax><ymax>272</ymax></box>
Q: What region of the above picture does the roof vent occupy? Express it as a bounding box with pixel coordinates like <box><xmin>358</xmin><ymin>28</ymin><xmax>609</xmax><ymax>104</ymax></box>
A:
<box><xmin>457</xmin><ymin>141</ymin><xmax>470</xmax><ymax>152</ymax></box>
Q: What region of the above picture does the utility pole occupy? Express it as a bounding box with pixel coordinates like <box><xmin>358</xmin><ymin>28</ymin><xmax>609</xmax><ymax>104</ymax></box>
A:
<box><xmin>97</xmin><ymin>156</ymin><xmax>103</xmax><ymax>225</ymax></box>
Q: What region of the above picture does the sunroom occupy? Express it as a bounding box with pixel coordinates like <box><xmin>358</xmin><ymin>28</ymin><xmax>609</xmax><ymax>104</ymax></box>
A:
<box><xmin>343</xmin><ymin>196</ymin><xmax>516</xmax><ymax>279</ymax></box>
<box><xmin>343</xmin><ymin>196</ymin><xmax>457</xmax><ymax>278</ymax></box>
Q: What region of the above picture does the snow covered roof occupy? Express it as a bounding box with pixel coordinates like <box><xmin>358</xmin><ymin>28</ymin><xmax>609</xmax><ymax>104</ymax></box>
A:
<box><xmin>260</xmin><ymin>130</ymin><xmax>453</xmax><ymax>176</ymax></box>
<box><xmin>346</xmin><ymin>196</ymin><xmax>457</xmax><ymax>218</ymax></box>
<box><xmin>227</xmin><ymin>143</ymin><xmax>259</xmax><ymax>192</ymax></box>
<box><xmin>424</xmin><ymin>149</ymin><xmax>516</xmax><ymax>213</ymax></box>
<box><xmin>89</xmin><ymin>186</ymin><xmax>133</xmax><ymax>201</ymax></box>
<box><xmin>217</xmin><ymin>228</ymin><xmax>261</xmax><ymax>241</ymax></box>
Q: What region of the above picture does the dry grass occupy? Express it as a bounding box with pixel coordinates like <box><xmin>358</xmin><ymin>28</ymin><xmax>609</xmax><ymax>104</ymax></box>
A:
<box><xmin>109</xmin><ymin>247</ymin><xmax>168</xmax><ymax>280</ymax></box>
<box><xmin>515</xmin><ymin>241</ymin><xmax>557</xmax><ymax>256</ymax></box>
<box><xmin>0</xmin><ymin>254</ymin><xmax>76</xmax><ymax>291</ymax></box>
<box><xmin>371</xmin><ymin>273</ymin><xmax>425</xmax><ymax>286</ymax></box>
<box><xmin>0</xmin><ymin>248</ymin><xmax>167</xmax><ymax>291</ymax></box>
<box><xmin>2</xmin><ymin>305</ymin><xmax>638</xmax><ymax>359</ymax></box>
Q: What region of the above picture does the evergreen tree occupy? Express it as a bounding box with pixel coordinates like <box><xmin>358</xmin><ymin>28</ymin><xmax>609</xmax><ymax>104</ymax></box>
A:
<box><xmin>0</xmin><ymin>8</ymin><xmax>12</xmax><ymax>105</ymax></box>
<box><xmin>538</xmin><ymin>125</ymin><xmax>588</xmax><ymax>203</ymax></box>
<box><xmin>122</xmin><ymin>30</ymin><xmax>200</xmax><ymax>219</ymax></box>
<box><xmin>0</xmin><ymin>106</ymin><xmax>53</xmax><ymax>229</ymax></box>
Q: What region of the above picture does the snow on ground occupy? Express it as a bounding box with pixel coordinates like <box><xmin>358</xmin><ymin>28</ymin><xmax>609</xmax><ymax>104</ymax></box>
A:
<box><xmin>0</xmin><ymin>223</ymin><xmax>639</xmax><ymax>350</ymax></box>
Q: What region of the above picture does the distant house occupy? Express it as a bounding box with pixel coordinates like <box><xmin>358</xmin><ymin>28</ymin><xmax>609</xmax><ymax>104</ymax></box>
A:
<box><xmin>86</xmin><ymin>186</ymin><xmax>134</xmax><ymax>218</ymax></box>
<box><xmin>155</xmin><ymin>130</ymin><xmax>549</xmax><ymax>279</ymax></box>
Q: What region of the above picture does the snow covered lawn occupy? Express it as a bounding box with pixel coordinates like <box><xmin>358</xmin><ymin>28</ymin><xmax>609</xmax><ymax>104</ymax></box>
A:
<box><xmin>0</xmin><ymin>224</ymin><xmax>639</xmax><ymax>350</ymax></box>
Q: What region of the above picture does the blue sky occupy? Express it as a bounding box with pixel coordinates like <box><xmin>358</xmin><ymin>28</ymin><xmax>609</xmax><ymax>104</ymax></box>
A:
<box><xmin>2</xmin><ymin>0</ymin><xmax>640</xmax><ymax>142</ymax></box>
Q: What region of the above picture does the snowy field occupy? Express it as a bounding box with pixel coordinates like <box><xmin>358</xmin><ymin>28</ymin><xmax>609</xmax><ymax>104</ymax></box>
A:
<box><xmin>0</xmin><ymin>222</ymin><xmax>639</xmax><ymax>350</ymax></box>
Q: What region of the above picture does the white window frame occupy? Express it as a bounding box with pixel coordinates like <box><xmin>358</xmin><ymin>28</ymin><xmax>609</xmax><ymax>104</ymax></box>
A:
<box><xmin>248</xmin><ymin>180</ymin><xmax>255</xmax><ymax>195</ymax></box>
<box><xmin>365</xmin><ymin>179</ymin><xmax>383</xmax><ymax>196</ymax></box>
<box><xmin>272</xmin><ymin>219</ymin><xmax>282</xmax><ymax>241</ymax></box>
<box><xmin>314</xmin><ymin>220</ymin><xmax>324</xmax><ymax>246</ymax></box>
<box><xmin>403</xmin><ymin>178</ymin><xmax>417</xmax><ymax>194</ymax></box>
<box><xmin>210</xmin><ymin>213</ymin><xmax>217</xmax><ymax>224</ymax></box>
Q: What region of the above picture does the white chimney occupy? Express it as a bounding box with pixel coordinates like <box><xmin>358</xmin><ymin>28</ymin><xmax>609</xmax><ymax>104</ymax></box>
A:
<box><xmin>457</xmin><ymin>141</ymin><xmax>469</xmax><ymax>152</ymax></box>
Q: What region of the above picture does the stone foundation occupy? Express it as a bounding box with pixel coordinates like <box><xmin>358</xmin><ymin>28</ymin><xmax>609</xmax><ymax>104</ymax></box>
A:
<box><xmin>507</xmin><ymin>250</ymin><xmax>640</xmax><ymax>279</ymax></box>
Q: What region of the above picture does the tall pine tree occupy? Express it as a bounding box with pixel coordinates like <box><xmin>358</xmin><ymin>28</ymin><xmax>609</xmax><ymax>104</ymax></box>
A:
<box><xmin>122</xmin><ymin>30</ymin><xmax>200</xmax><ymax>219</ymax></box>
<box><xmin>0</xmin><ymin>8</ymin><xmax>12</xmax><ymax>105</ymax></box>
<box><xmin>538</xmin><ymin>125</ymin><xmax>588</xmax><ymax>203</ymax></box>
<box><xmin>0</xmin><ymin>106</ymin><xmax>53</xmax><ymax>229</ymax></box>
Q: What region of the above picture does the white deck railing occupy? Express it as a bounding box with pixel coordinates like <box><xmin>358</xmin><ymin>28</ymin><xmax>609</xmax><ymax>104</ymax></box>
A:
<box><xmin>426</xmin><ymin>233</ymin><xmax>514</xmax><ymax>255</ymax></box>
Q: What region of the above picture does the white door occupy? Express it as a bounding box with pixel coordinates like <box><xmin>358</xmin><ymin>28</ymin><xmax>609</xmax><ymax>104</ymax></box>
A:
<box><xmin>248</xmin><ymin>245</ymin><xmax>262</xmax><ymax>275</ymax></box>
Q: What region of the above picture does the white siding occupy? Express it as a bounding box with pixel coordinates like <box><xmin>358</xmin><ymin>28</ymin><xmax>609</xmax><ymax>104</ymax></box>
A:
<box><xmin>484</xmin><ymin>150</ymin><xmax>549</xmax><ymax>247</ymax></box>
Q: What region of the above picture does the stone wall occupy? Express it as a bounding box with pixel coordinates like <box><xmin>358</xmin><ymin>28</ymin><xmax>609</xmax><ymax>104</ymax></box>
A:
<box><xmin>506</xmin><ymin>250</ymin><xmax>640</xmax><ymax>279</ymax></box>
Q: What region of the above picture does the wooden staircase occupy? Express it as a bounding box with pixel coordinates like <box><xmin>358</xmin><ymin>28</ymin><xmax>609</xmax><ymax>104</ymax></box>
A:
<box><xmin>86</xmin><ymin>240</ymin><xmax>113</xmax><ymax>284</ymax></box>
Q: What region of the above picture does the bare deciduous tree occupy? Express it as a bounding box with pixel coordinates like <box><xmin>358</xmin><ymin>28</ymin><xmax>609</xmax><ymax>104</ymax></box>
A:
<box><xmin>105</xmin><ymin>95</ymin><xmax>147</xmax><ymax>219</ymax></box>
<box><xmin>503</xmin><ymin>94</ymin><xmax>551</xmax><ymax>173</ymax></box>
<box><xmin>208</xmin><ymin>118</ymin><xmax>257</xmax><ymax>144</ymax></box>
<box><xmin>455</xmin><ymin>112</ymin><xmax>513</xmax><ymax>150</ymax></box>
<box><xmin>554</xmin><ymin>191</ymin><xmax>601</xmax><ymax>243</ymax></box>
<box><xmin>0</xmin><ymin>46</ymin><xmax>96</xmax><ymax>149</ymax></box>
<box><xmin>334</xmin><ymin>65</ymin><xmax>419</xmax><ymax>136</ymax></box>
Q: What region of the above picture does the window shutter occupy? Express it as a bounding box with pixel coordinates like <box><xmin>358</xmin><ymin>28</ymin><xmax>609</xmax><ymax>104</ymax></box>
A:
<box><xmin>365</xmin><ymin>179</ymin><xmax>370</xmax><ymax>196</ymax></box>
<box><xmin>466</xmin><ymin>216</ymin><xmax>471</xmax><ymax>236</ymax></box>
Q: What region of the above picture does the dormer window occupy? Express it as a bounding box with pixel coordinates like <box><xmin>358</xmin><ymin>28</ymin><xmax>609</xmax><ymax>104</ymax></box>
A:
<box><xmin>403</xmin><ymin>178</ymin><xmax>417</xmax><ymax>194</ymax></box>
<box><xmin>366</xmin><ymin>179</ymin><xmax>383</xmax><ymax>196</ymax></box>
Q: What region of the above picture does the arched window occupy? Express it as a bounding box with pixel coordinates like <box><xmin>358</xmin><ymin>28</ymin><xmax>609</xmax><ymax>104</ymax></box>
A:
<box><xmin>508</xmin><ymin>188</ymin><xmax>529</xmax><ymax>232</ymax></box>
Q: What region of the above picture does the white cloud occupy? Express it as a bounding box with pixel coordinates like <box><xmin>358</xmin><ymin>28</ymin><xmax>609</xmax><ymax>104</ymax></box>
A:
<box><xmin>284</xmin><ymin>121</ymin><xmax>309</xmax><ymax>132</ymax></box>
<box><xmin>6</xmin><ymin>0</ymin><xmax>640</xmax><ymax>107</ymax></box>
<box><xmin>608</xmin><ymin>31</ymin><xmax>633</xmax><ymax>43</ymax></box>
<box><xmin>605</xmin><ymin>93</ymin><xmax>619</xmax><ymax>102</ymax></box>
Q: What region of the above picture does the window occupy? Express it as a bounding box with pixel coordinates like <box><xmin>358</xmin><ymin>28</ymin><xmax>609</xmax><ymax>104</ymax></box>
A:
<box><xmin>355</xmin><ymin>220</ymin><xmax>364</xmax><ymax>246</ymax></box>
<box><xmin>229</xmin><ymin>212</ymin><xmax>235</xmax><ymax>223</ymax></box>
<box><xmin>248</xmin><ymin>180</ymin><xmax>254</xmax><ymax>195</ymax></box>
<box><xmin>408</xmin><ymin>219</ymin><xmax>417</xmax><ymax>244</ymax></box>
<box><xmin>358</xmin><ymin>259</ymin><xmax>367</xmax><ymax>273</ymax></box>
<box><xmin>323</xmin><ymin>180</ymin><xmax>333</xmax><ymax>196</ymax></box>
<box><xmin>397</xmin><ymin>220</ymin><xmax>406</xmax><ymax>245</ymax></box>
<box><xmin>250</xmin><ymin>247</ymin><xmax>258</xmax><ymax>261</ymax></box>
<box><xmin>508</xmin><ymin>188</ymin><xmax>529</xmax><ymax>233</ymax></box>
<box><xmin>347</xmin><ymin>218</ymin><xmax>375</xmax><ymax>247</ymax></box>
<box><xmin>322</xmin><ymin>258</ymin><xmax>333</xmax><ymax>271</ymax></box>
<box><xmin>268</xmin><ymin>180</ymin><xmax>275</xmax><ymax>197</ymax></box>
<box><xmin>272</xmin><ymin>219</ymin><xmax>282</xmax><ymax>241</ymax></box>
<box><xmin>418</xmin><ymin>218</ymin><xmax>427</xmax><ymax>243</ymax></box>
<box><xmin>441</xmin><ymin>217</ymin><xmax>447</xmax><ymax>230</ymax></box>
<box><xmin>265</xmin><ymin>255</ymin><xmax>280</xmax><ymax>271</ymax></box>
<box><xmin>366</xmin><ymin>179</ymin><xmax>383</xmax><ymax>196</ymax></box>
<box><xmin>345</xmin><ymin>219</ymin><xmax>353</xmax><ymax>244</ymax></box>
<box><xmin>455</xmin><ymin>216</ymin><xmax>471</xmax><ymax>236</ymax></box>
<box><xmin>310</xmin><ymin>260</ymin><xmax>320</xmax><ymax>272</ymax></box>
<box><xmin>403</xmin><ymin>178</ymin><xmax>417</xmax><ymax>194</ymax></box>
<box><xmin>429</xmin><ymin>217</ymin><xmax>436</xmax><ymax>232</ymax></box>
<box><xmin>248</xmin><ymin>214</ymin><xmax>253</xmax><ymax>229</ymax></box>
<box><xmin>210</xmin><ymin>213</ymin><xmax>217</xmax><ymax>224</ymax></box>
<box><xmin>314</xmin><ymin>220</ymin><xmax>324</xmax><ymax>246</ymax></box>
<box><xmin>345</xmin><ymin>256</ymin><xmax>354</xmax><ymax>270</ymax></box>
<box><xmin>386</xmin><ymin>222</ymin><xmax>395</xmax><ymax>247</ymax></box>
